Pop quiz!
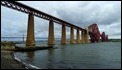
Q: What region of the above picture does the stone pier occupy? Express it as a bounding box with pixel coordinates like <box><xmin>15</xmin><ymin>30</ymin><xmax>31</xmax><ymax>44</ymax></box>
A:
<box><xmin>26</xmin><ymin>14</ymin><xmax>35</xmax><ymax>46</ymax></box>
<box><xmin>76</xmin><ymin>29</ymin><xmax>80</xmax><ymax>43</ymax></box>
<box><xmin>61</xmin><ymin>24</ymin><xmax>67</xmax><ymax>44</ymax></box>
<box><xmin>48</xmin><ymin>18</ymin><xmax>55</xmax><ymax>46</ymax></box>
<box><xmin>70</xmin><ymin>26</ymin><xmax>75</xmax><ymax>44</ymax></box>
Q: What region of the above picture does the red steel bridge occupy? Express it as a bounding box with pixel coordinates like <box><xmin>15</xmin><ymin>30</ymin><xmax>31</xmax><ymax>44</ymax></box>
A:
<box><xmin>1</xmin><ymin>1</ymin><xmax>108</xmax><ymax>46</ymax></box>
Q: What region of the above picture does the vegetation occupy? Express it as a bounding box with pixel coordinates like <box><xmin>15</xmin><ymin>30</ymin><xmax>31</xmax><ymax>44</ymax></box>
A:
<box><xmin>1</xmin><ymin>41</ymin><xmax>55</xmax><ymax>51</ymax></box>
<box><xmin>1</xmin><ymin>41</ymin><xmax>15</xmax><ymax>50</ymax></box>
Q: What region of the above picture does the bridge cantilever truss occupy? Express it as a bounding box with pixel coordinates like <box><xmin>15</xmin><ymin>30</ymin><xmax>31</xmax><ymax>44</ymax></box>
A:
<box><xmin>1</xmin><ymin>1</ymin><xmax>85</xmax><ymax>31</ymax></box>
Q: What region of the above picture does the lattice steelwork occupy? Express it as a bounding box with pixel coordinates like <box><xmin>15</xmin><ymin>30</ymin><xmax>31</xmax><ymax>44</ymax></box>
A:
<box><xmin>1</xmin><ymin>1</ymin><xmax>85</xmax><ymax>31</ymax></box>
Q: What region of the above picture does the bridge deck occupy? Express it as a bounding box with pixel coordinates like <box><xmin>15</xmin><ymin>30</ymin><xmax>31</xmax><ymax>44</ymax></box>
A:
<box><xmin>1</xmin><ymin>1</ymin><xmax>85</xmax><ymax>31</ymax></box>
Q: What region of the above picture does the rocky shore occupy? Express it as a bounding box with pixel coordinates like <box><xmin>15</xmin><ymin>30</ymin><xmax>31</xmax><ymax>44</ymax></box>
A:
<box><xmin>1</xmin><ymin>50</ymin><xmax>26</xmax><ymax>69</ymax></box>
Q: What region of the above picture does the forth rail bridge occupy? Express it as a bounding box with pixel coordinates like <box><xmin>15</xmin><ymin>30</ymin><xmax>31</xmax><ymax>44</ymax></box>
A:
<box><xmin>1</xmin><ymin>1</ymin><xmax>108</xmax><ymax>47</ymax></box>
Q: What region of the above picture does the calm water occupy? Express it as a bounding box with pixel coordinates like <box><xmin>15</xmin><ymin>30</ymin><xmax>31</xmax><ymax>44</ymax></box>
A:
<box><xmin>14</xmin><ymin>42</ymin><xmax>121</xmax><ymax>69</ymax></box>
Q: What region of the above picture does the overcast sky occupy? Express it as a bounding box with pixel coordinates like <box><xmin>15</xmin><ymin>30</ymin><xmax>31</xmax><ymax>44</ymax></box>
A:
<box><xmin>1</xmin><ymin>1</ymin><xmax>121</xmax><ymax>39</ymax></box>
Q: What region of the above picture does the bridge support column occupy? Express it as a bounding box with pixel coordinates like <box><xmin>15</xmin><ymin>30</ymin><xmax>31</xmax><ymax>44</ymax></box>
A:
<box><xmin>61</xmin><ymin>24</ymin><xmax>66</xmax><ymax>45</ymax></box>
<box><xmin>48</xmin><ymin>18</ymin><xmax>55</xmax><ymax>46</ymax></box>
<box><xmin>76</xmin><ymin>29</ymin><xmax>80</xmax><ymax>43</ymax></box>
<box><xmin>70</xmin><ymin>26</ymin><xmax>75</xmax><ymax>44</ymax></box>
<box><xmin>26</xmin><ymin>14</ymin><xmax>35</xmax><ymax>46</ymax></box>
<box><xmin>81</xmin><ymin>30</ymin><xmax>85</xmax><ymax>43</ymax></box>
<box><xmin>80</xmin><ymin>31</ymin><xmax>82</xmax><ymax>43</ymax></box>
<box><xmin>84</xmin><ymin>29</ymin><xmax>89</xmax><ymax>43</ymax></box>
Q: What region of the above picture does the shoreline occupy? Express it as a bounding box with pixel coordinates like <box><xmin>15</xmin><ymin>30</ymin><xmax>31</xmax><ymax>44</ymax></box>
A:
<box><xmin>1</xmin><ymin>50</ymin><xmax>26</xmax><ymax>69</ymax></box>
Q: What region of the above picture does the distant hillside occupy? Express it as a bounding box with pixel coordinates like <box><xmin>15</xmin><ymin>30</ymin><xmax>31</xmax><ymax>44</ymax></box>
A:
<box><xmin>108</xmin><ymin>39</ymin><xmax>121</xmax><ymax>42</ymax></box>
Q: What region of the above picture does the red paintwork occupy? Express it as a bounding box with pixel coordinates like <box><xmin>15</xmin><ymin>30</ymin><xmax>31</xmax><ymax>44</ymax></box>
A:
<box><xmin>88</xmin><ymin>23</ymin><xmax>108</xmax><ymax>43</ymax></box>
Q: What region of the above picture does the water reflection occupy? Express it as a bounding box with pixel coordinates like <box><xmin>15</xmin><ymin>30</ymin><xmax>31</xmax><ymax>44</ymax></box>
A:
<box><xmin>15</xmin><ymin>42</ymin><xmax>121</xmax><ymax>69</ymax></box>
<box><xmin>47</xmin><ymin>49</ymin><xmax>54</xmax><ymax>69</ymax></box>
<box><xmin>26</xmin><ymin>51</ymin><xmax>35</xmax><ymax>62</ymax></box>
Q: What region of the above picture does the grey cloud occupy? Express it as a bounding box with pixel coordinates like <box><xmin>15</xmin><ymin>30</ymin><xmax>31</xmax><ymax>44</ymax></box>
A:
<box><xmin>1</xmin><ymin>1</ymin><xmax>121</xmax><ymax>39</ymax></box>
<box><xmin>56</xmin><ymin>1</ymin><xmax>121</xmax><ymax>27</ymax></box>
